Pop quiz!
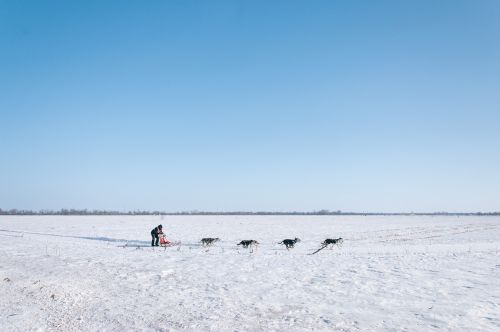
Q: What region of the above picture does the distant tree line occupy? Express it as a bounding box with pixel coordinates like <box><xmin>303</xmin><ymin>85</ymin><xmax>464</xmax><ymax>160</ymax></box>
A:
<box><xmin>0</xmin><ymin>208</ymin><xmax>499</xmax><ymax>216</ymax></box>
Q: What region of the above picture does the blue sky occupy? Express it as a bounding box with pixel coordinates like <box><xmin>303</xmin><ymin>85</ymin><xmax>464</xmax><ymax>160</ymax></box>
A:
<box><xmin>1</xmin><ymin>0</ymin><xmax>499</xmax><ymax>212</ymax></box>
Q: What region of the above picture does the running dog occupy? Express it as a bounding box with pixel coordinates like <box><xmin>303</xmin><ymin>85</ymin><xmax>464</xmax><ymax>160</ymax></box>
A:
<box><xmin>279</xmin><ymin>238</ymin><xmax>301</xmax><ymax>250</ymax></box>
<box><xmin>201</xmin><ymin>237</ymin><xmax>220</xmax><ymax>247</ymax></box>
<box><xmin>237</xmin><ymin>240</ymin><xmax>259</xmax><ymax>248</ymax></box>
<box><xmin>322</xmin><ymin>237</ymin><xmax>343</xmax><ymax>248</ymax></box>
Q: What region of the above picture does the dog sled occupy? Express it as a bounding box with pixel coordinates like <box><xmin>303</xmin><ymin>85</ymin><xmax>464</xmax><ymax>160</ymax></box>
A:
<box><xmin>159</xmin><ymin>233</ymin><xmax>180</xmax><ymax>247</ymax></box>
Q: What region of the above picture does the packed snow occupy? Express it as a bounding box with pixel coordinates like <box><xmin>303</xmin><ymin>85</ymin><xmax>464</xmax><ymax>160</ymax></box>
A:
<box><xmin>1</xmin><ymin>215</ymin><xmax>499</xmax><ymax>331</ymax></box>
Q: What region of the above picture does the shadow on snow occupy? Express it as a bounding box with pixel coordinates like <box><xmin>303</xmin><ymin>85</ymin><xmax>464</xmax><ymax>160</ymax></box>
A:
<box><xmin>0</xmin><ymin>228</ymin><xmax>149</xmax><ymax>246</ymax></box>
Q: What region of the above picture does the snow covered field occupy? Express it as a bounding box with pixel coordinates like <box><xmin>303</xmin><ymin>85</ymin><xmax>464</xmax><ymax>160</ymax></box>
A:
<box><xmin>1</xmin><ymin>215</ymin><xmax>499</xmax><ymax>331</ymax></box>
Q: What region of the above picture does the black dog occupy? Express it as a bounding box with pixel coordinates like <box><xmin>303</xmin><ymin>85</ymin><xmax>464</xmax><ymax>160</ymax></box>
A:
<box><xmin>322</xmin><ymin>237</ymin><xmax>343</xmax><ymax>248</ymax></box>
<box><xmin>201</xmin><ymin>238</ymin><xmax>220</xmax><ymax>247</ymax></box>
<box><xmin>279</xmin><ymin>238</ymin><xmax>301</xmax><ymax>250</ymax></box>
<box><xmin>237</xmin><ymin>240</ymin><xmax>259</xmax><ymax>248</ymax></box>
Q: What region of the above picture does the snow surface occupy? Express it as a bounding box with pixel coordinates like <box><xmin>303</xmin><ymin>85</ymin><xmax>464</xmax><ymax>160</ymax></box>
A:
<box><xmin>1</xmin><ymin>215</ymin><xmax>499</xmax><ymax>331</ymax></box>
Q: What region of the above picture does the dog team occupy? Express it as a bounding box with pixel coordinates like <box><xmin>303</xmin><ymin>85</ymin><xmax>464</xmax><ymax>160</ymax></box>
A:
<box><xmin>151</xmin><ymin>224</ymin><xmax>342</xmax><ymax>250</ymax></box>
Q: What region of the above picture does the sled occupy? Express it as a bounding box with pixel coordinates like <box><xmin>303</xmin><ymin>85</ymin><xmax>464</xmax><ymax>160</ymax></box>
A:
<box><xmin>159</xmin><ymin>233</ymin><xmax>170</xmax><ymax>246</ymax></box>
<box><xmin>159</xmin><ymin>234</ymin><xmax>181</xmax><ymax>247</ymax></box>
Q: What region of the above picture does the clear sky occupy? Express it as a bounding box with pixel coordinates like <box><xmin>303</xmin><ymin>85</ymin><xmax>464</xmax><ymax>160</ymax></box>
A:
<box><xmin>1</xmin><ymin>0</ymin><xmax>499</xmax><ymax>212</ymax></box>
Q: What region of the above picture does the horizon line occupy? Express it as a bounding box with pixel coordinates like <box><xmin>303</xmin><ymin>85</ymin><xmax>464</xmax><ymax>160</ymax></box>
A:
<box><xmin>1</xmin><ymin>208</ymin><xmax>499</xmax><ymax>216</ymax></box>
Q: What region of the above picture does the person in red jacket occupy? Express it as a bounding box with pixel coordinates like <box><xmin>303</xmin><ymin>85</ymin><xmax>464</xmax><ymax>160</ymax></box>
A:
<box><xmin>150</xmin><ymin>224</ymin><xmax>163</xmax><ymax>246</ymax></box>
